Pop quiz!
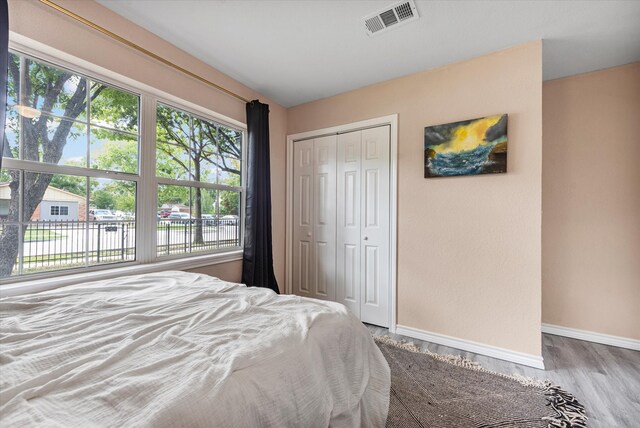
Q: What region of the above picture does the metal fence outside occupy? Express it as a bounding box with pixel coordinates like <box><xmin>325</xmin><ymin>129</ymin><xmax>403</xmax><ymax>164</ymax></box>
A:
<box><xmin>1</xmin><ymin>218</ymin><xmax>241</xmax><ymax>277</ymax></box>
<box><xmin>11</xmin><ymin>220</ymin><xmax>136</xmax><ymax>275</ymax></box>
<box><xmin>156</xmin><ymin>218</ymin><xmax>241</xmax><ymax>256</ymax></box>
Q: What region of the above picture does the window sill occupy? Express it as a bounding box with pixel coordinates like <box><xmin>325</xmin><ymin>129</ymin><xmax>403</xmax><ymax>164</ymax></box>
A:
<box><xmin>0</xmin><ymin>250</ymin><xmax>243</xmax><ymax>298</ymax></box>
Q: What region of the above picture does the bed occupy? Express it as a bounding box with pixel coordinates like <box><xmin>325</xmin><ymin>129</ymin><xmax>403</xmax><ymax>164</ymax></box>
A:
<box><xmin>0</xmin><ymin>271</ymin><xmax>390</xmax><ymax>427</ymax></box>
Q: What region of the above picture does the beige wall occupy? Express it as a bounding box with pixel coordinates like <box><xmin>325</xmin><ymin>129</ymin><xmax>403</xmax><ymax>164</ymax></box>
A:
<box><xmin>8</xmin><ymin>0</ymin><xmax>287</xmax><ymax>288</ymax></box>
<box><xmin>542</xmin><ymin>63</ymin><xmax>640</xmax><ymax>340</ymax></box>
<box><xmin>288</xmin><ymin>42</ymin><xmax>543</xmax><ymax>356</ymax></box>
<box><xmin>188</xmin><ymin>261</ymin><xmax>243</xmax><ymax>284</ymax></box>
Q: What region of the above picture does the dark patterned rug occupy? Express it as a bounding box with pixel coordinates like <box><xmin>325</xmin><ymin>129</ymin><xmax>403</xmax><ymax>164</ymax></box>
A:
<box><xmin>376</xmin><ymin>337</ymin><xmax>587</xmax><ymax>428</ymax></box>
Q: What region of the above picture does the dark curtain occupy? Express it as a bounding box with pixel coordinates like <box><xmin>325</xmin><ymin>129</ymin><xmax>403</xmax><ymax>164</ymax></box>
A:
<box><xmin>241</xmin><ymin>100</ymin><xmax>279</xmax><ymax>293</ymax></box>
<box><xmin>0</xmin><ymin>0</ymin><xmax>8</xmax><ymax>170</ymax></box>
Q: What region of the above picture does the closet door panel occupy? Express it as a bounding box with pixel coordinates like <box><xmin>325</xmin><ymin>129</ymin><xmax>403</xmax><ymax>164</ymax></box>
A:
<box><xmin>336</xmin><ymin>131</ymin><xmax>361</xmax><ymax>316</ymax></box>
<box><xmin>292</xmin><ymin>125</ymin><xmax>390</xmax><ymax>327</ymax></box>
<box><xmin>313</xmin><ymin>135</ymin><xmax>337</xmax><ymax>300</ymax></box>
<box><xmin>292</xmin><ymin>139</ymin><xmax>314</xmax><ymax>297</ymax></box>
<box><xmin>360</xmin><ymin>126</ymin><xmax>390</xmax><ymax>327</ymax></box>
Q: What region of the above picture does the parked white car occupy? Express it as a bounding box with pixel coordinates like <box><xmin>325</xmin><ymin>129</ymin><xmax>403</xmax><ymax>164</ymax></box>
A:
<box><xmin>220</xmin><ymin>215</ymin><xmax>239</xmax><ymax>225</ymax></box>
<box><xmin>89</xmin><ymin>209</ymin><xmax>118</xmax><ymax>221</ymax></box>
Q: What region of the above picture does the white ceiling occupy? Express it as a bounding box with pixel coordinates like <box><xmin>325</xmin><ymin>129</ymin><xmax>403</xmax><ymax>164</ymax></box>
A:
<box><xmin>97</xmin><ymin>0</ymin><xmax>640</xmax><ymax>108</ymax></box>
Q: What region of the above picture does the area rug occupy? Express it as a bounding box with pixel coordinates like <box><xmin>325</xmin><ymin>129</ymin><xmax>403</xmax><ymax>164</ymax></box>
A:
<box><xmin>376</xmin><ymin>336</ymin><xmax>587</xmax><ymax>428</ymax></box>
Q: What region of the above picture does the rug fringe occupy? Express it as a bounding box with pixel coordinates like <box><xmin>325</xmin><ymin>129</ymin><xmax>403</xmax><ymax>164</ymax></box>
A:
<box><xmin>374</xmin><ymin>335</ymin><xmax>588</xmax><ymax>428</ymax></box>
<box><xmin>542</xmin><ymin>385</ymin><xmax>588</xmax><ymax>428</ymax></box>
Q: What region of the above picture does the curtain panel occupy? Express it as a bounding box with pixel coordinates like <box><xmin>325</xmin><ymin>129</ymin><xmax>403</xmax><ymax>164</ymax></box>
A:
<box><xmin>241</xmin><ymin>100</ymin><xmax>279</xmax><ymax>293</ymax></box>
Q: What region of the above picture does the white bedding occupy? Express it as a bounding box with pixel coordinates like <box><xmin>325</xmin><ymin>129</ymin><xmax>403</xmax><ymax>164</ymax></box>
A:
<box><xmin>0</xmin><ymin>271</ymin><xmax>390</xmax><ymax>427</ymax></box>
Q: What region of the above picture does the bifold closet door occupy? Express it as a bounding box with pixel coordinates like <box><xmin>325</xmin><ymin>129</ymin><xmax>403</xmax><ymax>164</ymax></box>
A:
<box><xmin>337</xmin><ymin>126</ymin><xmax>390</xmax><ymax>327</ymax></box>
<box><xmin>292</xmin><ymin>139</ymin><xmax>314</xmax><ymax>298</ymax></box>
<box><xmin>293</xmin><ymin>126</ymin><xmax>389</xmax><ymax>327</ymax></box>
<box><xmin>359</xmin><ymin>126</ymin><xmax>390</xmax><ymax>327</ymax></box>
<box><xmin>313</xmin><ymin>136</ymin><xmax>337</xmax><ymax>300</ymax></box>
<box><xmin>292</xmin><ymin>135</ymin><xmax>337</xmax><ymax>301</ymax></box>
<box><xmin>336</xmin><ymin>130</ymin><xmax>362</xmax><ymax>317</ymax></box>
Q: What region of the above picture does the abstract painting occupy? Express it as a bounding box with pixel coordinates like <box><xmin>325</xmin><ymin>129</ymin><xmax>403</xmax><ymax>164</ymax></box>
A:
<box><xmin>424</xmin><ymin>114</ymin><xmax>508</xmax><ymax>177</ymax></box>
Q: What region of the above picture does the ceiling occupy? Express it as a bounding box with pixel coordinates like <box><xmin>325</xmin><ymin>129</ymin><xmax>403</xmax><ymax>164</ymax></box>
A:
<box><xmin>97</xmin><ymin>0</ymin><xmax>640</xmax><ymax>108</ymax></box>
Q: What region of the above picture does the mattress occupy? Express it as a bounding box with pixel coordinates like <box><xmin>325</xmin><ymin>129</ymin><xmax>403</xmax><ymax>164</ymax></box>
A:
<box><xmin>0</xmin><ymin>271</ymin><xmax>390</xmax><ymax>427</ymax></box>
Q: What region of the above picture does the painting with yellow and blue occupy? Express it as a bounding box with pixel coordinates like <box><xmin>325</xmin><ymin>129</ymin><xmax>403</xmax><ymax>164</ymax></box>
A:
<box><xmin>424</xmin><ymin>114</ymin><xmax>508</xmax><ymax>178</ymax></box>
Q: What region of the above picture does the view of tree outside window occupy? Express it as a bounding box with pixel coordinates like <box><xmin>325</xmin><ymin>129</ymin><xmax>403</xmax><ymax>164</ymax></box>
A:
<box><xmin>156</xmin><ymin>103</ymin><xmax>243</xmax><ymax>256</ymax></box>
<box><xmin>0</xmin><ymin>51</ymin><xmax>244</xmax><ymax>280</ymax></box>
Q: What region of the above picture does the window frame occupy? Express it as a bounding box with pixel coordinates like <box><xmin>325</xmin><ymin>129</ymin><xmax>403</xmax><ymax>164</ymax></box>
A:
<box><xmin>0</xmin><ymin>40</ymin><xmax>247</xmax><ymax>286</ymax></box>
<box><xmin>155</xmin><ymin>101</ymin><xmax>245</xmax><ymax>260</ymax></box>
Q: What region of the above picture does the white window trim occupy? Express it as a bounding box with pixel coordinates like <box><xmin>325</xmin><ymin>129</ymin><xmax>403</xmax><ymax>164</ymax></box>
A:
<box><xmin>1</xmin><ymin>34</ymin><xmax>247</xmax><ymax>290</ymax></box>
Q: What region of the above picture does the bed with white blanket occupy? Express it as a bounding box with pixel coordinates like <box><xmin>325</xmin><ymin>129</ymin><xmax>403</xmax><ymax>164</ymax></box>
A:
<box><xmin>0</xmin><ymin>271</ymin><xmax>390</xmax><ymax>427</ymax></box>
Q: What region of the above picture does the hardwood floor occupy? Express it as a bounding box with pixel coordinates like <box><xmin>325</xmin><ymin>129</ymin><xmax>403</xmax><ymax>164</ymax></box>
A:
<box><xmin>367</xmin><ymin>324</ymin><xmax>640</xmax><ymax>427</ymax></box>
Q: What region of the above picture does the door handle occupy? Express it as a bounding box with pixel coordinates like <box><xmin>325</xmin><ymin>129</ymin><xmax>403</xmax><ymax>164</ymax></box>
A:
<box><xmin>307</xmin><ymin>232</ymin><xmax>312</xmax><ymax>237</ymax></box>
<box><xmin>363</xmin><ymin>236</ymin><xmax>368</xmax><ymax>241</ymax></box>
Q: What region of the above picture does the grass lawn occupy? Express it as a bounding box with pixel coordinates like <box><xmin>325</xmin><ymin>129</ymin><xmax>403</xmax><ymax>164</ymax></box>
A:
<box><xmin>24</xmin><ymin>229</ymin><xmax>63</xmax><ymax>241</ymax></box>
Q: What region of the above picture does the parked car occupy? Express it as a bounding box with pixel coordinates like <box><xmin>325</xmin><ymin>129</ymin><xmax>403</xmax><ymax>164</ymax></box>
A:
<box><xmin>201</xmin><ymin>214</ymin><xmax>216</xmax><ymax>226</ymax></box>
<box><xmin>168</xmin><ymin>212</ymin><xmax>195</xmax><ymax>224</ymax></box>
<box><xmin>114</xmin><ymin>211</ymin><xmax>135</xmax><ymax>220</ymax></box>
<box><xmin>220</xmin><ymin>215</ymin><xmax>239</xmax><ymax>225</ymax></box>
<box><xmin>89</xmin><ymin>209</ymin><xmax>118</xmax><ymax>221</ymax></box>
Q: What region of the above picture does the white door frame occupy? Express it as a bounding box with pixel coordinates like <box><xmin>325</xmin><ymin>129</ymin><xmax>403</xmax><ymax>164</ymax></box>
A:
<box><xmin>286</xmin><ymin>114</ymin><xmax>398</xmax><ymax>333</ymax></box>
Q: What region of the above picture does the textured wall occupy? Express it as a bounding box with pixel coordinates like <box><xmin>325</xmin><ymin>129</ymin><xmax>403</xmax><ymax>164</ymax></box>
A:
<box><xmin>542</xmin><ymin>63</ymin><xmax>640</xmax><ymax>339</ymax></box>
<box><xmin>8</xmin><ymin>0</ymin><xmax>287</xmax><ymax>288</ymax></box>
<box><xmin>288</xmin><ymin>42</ymin><xmax>543</xmax><ymax>356</ymax></box>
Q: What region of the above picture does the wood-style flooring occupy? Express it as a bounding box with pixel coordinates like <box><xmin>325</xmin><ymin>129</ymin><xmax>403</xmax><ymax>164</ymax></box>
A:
<box><xmin>366</xmin><ymin>324</ymin><xmax>640</xmax><ymax>428</ymax></box>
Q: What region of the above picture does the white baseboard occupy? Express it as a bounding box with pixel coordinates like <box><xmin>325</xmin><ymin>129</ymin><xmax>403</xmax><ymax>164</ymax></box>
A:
<box><xmin>395</xmin><ymin>325</ymin><xmax>545</xmax><ymax>370</ymax></box>
<box><xmin>542</xmin><ymin>323</ymin><xmax>640</xmax><ymax>351</ymax></box>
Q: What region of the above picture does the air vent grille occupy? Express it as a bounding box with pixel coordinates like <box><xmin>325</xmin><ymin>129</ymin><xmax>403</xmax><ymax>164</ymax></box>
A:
<box><xmin>395</xmin><ymin>2</ymin><xmax>414</xmax><ymax>21</ymax></box>
<box><xmin>363</xmin><ymin>0</ymin><xmax>419</xmax><ymax>36</ymax></box>
<box><xmin>379</xmin><ymin>9</ymin><xmax>398</xmax><ymax>27</ymax></box>
<box><xmin>365</xmin><ymin>16</ymin><xmax>385</xmax><ymax>34</ymax></box>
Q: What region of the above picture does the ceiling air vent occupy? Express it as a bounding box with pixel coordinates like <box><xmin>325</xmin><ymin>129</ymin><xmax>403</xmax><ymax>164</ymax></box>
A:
<box><xmin>363</xmin><ymin>0</ymin><xmax>419</xmax><ymax>37</ymax></box>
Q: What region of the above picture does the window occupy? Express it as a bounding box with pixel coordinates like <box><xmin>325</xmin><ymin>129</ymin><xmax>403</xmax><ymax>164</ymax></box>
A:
<box><xmin>156</xmin><ymin>103</ymin><xmax>243</xmax><ymax>256</ymax></box>
<box><xmin>49</xmin><ymin>206</ymin><xmax>69</xmax><ymax>216</ymax></box>
<box><xmin>1</xmin><ymin>51</ymin><xmax>140</xmax><ymax>278</ymax></box>
<box><xmin>1</xmin><ymin>49</ymin><xmax>245</xmax><ymax>282</ymax></box>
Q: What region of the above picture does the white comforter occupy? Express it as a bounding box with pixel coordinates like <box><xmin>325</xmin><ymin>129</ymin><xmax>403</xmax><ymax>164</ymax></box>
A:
<box><xmin>0</xmin><ymin>271</ymin><xmax>389</xmax><ymax>427</ymax></box>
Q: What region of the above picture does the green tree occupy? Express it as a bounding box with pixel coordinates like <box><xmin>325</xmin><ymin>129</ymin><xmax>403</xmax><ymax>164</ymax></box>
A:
<box><xmin>90</xmin><ymin>138</ymin><xmax>138</xmax><ymax>174</ymax></box>
<box><xmin>0</xmin><ymin>53</ymin><xmax>142</xmax><ymax>276</ymax></box>
<box><xmin>49</xmin><ymin>171</ymin><xmax>86</xmax><ymax>196</ymax></box>
<box><xmin>90</xmin><ymin>140</ymin><xmax>137</xmax><ymax>213</ymax></box>
<box><xmin>156</xmin><ymin>105</ymin><xmax>241</xmax><ymax>244</ymax></box>
<box><xmin>219</xmin><ymin>173</ymin><xmax>240</xmax><ymax>216</ymax></box>
<box><xmin>92</xmin><ymin>190</ymin><xmax>115</xmax><ymax>210</ymax></box>
<box><xmin>0</xmin><ymin>54</ymin><xmax>108</xmax><ymax>276</ymax></box>
<box><xmin>158</xmin><ymin>185</ymin><xmax>190</xmax><ymax>208</ymax></box>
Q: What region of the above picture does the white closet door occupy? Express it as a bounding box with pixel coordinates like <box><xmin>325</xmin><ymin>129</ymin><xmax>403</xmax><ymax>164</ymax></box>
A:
<box><xmin>360</xmin><ymin>126</ymin><xmax>390</xmax><ymax>327</ymax></box>
<box><xmin>312</xmin><ymin>135</ymin><xmax>337</xmax><ymax>300</ymax></box>
<box><xmin>292</xmin><ymin>126</ymin><xmax>389</xmax><ymax>327</ymax></box>
<box><xmin>292</xmin><ymin>139</ymin><xmax>314</xmax><ymax>297</ymax></box>
<box><xmin>336</xmin><ymin>130</ymin><xmax>362</xmax><ymax>317</ymax></box>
